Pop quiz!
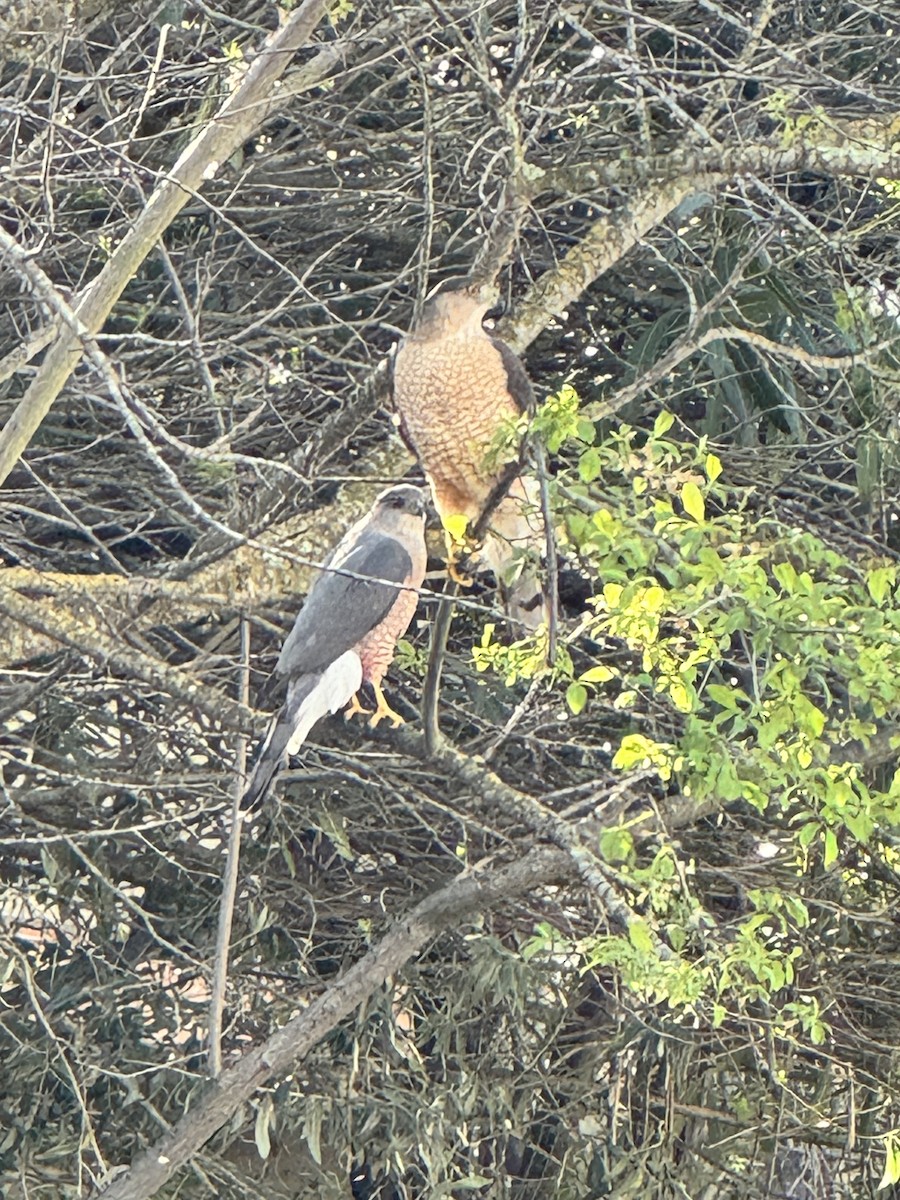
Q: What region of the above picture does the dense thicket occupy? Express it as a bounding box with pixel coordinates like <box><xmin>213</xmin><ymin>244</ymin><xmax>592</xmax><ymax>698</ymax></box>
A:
<box><xmin>3</xmin><ymin>2</ymin><xmax>900</xmax><ymax>1197</ymax></box>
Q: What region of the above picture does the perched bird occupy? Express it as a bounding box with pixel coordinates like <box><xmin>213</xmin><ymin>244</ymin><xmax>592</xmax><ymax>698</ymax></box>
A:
<box><xmin>241</xmin><ymin>485</ymin><xmax>428</xmax><ymax>809</ymax></box>
<box><xmin>391</xmin><ymin>277</ymin><xmax>547</xmax><ymax>628</ymax></box>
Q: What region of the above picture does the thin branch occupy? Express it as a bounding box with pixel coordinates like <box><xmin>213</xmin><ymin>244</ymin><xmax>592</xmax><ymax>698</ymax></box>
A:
<box><xmin>92</xmin><ymin>847</ymin><xmax>572</xmax><ymax>1200</ymax></box>
<box><xmin>416</xmin><ymin>734</ymin><xmax>676</xmax><ymax>953</ymax></box>
<box><xmin>422</xmin><ymin>594</ymin><xmax>456</xmax><ymax>756</ymax></box>
<box><xmin>207</xmin><ymin>617</ymin><xmax>250</xmax><ymax>1078</ymax></box>
<box><xmin>0</xmin><ymin>323</ymin><xmax>56</xmax><ymax>385</ymax></box>
<box><xmin>0</xmin><ymin>0</ymin><xmax>332</xmax><ymax>487</ymax></box>
<box><xmin>0</xmin><ymin>588</ymin><xmax>255</xmax><ymax>734</ymax></box>
<box><xmin>584</xmin><ymin>323</ymin><xmax>892</xmax><ymax>423</ymax></box>
<box><xmin>532</xmin><ymin>437</ymin><xmax>559</xmax><ymax>663</ymax></box>
<box><xmin>13</xmin><ymin>946</ymin><xmax>109</xmax><ymax>1189</ymax></box>
<box><xmin>505</xmin><ymin>177</ymin><xmax>699</xmax><ymax>351</ymax></box>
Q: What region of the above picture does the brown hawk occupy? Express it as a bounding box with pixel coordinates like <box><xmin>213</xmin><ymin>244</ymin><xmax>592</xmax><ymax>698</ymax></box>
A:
<box><xmin>242</xmin><ymin>485</ymin><xmax>427</xmax><ymax>808</ymax></box>
<box><xmin>391</xmin><ymin>278</ymin><xmax>547</xmax><ymax>629</ymax></box>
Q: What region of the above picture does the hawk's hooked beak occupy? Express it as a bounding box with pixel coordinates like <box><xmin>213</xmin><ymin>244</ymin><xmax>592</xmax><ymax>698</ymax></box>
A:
<box><xmin>484</xmin><ymin>297</ymin><xmax>506</xmax><ymax>322</ymax></box>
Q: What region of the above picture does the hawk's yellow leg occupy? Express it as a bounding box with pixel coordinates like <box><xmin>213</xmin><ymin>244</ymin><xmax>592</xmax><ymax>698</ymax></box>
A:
<box><xmin>444</xmin><ymin>530</ymin><xmax>474</xmax><ymax>587</ymax></box>
<box><xmin>344</xmin><ymin>692</ymin><xmax>371</xmax><ymax>722</ymax></box>
<box><xmin>368</xmin><ymin>682</ymin><xmax>405</xmax><ymax>728</ymax></box>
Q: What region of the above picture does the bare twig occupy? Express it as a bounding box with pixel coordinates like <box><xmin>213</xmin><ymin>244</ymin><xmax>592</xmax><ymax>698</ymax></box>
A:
<box><xmin>532</xmin><ymin>438</ymin><xmax>559</xmax><ymax>663</ymax></box>
<box><xmin>92</xmin><ymin>847</ymin><xmax>572</xmax><ymax>1200</ymax></box>
<box><xmin>207</xmin><ymin>617</ymin><xmax>250</xmax><ymax>1078</ymax></box>
<box><xmin>422</xmin><ymin>593</ymin><xmax>456</xmax><ymax>756</ymax></box>
<box><xmin>0</xmin><ymin>0</ymin><xmax>332</xmax><ymax>487</ymax></box>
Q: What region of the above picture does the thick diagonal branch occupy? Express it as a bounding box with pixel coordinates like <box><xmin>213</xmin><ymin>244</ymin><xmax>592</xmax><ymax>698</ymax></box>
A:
<box><xmin>92</xmin><ymin>847</ymin><xmax>571</xmax><ymax>1200</ymax></box>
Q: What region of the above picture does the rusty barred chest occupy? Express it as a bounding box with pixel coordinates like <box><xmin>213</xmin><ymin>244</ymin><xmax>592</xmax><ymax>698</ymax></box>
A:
<box><xmin>355</xmin><ymin>567</ymin><xmax>424</xmax><ymax>687</ymax></box>
<box><xmin>393</xmin><ymin>335</ymin><xmax>519</xmax><ymax>503</ymax></box>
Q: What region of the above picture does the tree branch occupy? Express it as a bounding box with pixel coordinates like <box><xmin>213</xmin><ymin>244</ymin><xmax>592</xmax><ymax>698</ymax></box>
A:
<box><xmin>0</xmin><ymin>0</ymin><xmax>332</xmax><ymax>488</ymax></box>
<box><xmin>92</xmin><ymin>847</ymin><xmax>572</xmax><ymax>1200</ymax></box>
<box><xmin>504</xmin><ymin>177</ymin><xmax>700</xmax><ymax>351</ymax></box>
<box><xmin>207</xmin><ymin>617</ymin><xmax>250</xmax><ymax>1078</ymax></box>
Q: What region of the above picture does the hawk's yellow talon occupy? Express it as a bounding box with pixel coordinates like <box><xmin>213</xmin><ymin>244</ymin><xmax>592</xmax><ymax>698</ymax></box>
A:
<box><xmin>447</xmin><ymin>557</ymin><xmax>473</xmax><ymax>587</ymax></box>
<box><xmin>368</xmin><ymin>683</ymin><xmax>405</xmax><ymax>729</ymax></box>
<box><xmin>344</xmin><ymin>692</ymin><xmax>371</xmax><ymax>722</ymax></box>
<box><xmin>445</xmin><ymin>531</ymin><xmax>478</xmax><ymax>588</ymax></box>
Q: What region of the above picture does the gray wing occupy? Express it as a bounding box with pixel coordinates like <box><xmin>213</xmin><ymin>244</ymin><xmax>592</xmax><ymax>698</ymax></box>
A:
<box><xmin>490</xmin><ymin>336</ymin><xmax>536</xmax><ymax>413</ymax></box>
<box><xmin>275</xmin><ymin>532</ymin><xmax>413</xmax><ymax>679</ymax></box>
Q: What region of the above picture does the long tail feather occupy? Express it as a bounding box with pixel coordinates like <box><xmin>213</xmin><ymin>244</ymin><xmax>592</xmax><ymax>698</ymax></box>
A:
<box><xmin>483</xmin><ymin>477</ymin><xmax>549</xmax><ymax>630</ymax></box>
<box><xmin>241</xmin><ymin>650</ymin><xmax>362</xmax><ymax>810</ymax></box>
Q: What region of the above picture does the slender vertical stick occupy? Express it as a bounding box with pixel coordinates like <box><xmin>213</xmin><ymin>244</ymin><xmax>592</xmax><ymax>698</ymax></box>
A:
<box><xmin>422</xmin><ymin>593</ymin><xmax>456</xmax><ymax>756</ymax></box>
<box><xmin>208</xmin><ymin>617</ymin><xmax>250</xmax><ymax>1077</ymax></box>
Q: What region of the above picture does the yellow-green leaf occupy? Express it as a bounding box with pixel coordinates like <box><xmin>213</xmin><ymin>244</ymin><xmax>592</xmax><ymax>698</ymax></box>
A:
<box><xmin>705</xmin><ymin>452</ymin><xmax>723</xmax><ymax>483</ymax></box>
<box><xmin>653</xmin><ymin>411</ymin><xmax>675</xmax><ymax>438</ymax></box>
<box><xmin>599</xmin><ymin>826</ymin><xmax>633</xmax><ymax>864</ymax></box>
<box><xmin>566</xmin><ymin>682</ymin><xmax>587</xmax><ymax>715</ymax></box>
<box><xmin>579</xmin><ymin>664</ymin><xmax>614</xmax><ymax>684</ymax></box>
<box><xmin>773</xmin><ymin>561</ymin><xmax>796</xmax><ymax>593</ymax></box>
<box><xmin>612</xmin><ymin>733</ymin><xmax>671</xmax><ymax>777</ymax></box>
<box><xmin>628</xmin><ymin>919</ymin><xmax>654</xmax><ymax>954</ymax></box>
<box><xmin>603</xmin><ymin>582</ymin><xmax>623</xmax><ymax>608</ymax></box>
<box><xmin>681</xmin><ymin>480</ymin><xmax>705</xmax><ymax>523</ymax></box>
<box><xmin>867</xmin><ymin>566</ymin><xmax>895</xmax><ymax>605</ymax></box>
<box><xmin>579</xmin><ymin>446</ymin><xmax>602</xmax><ymax>482</ymax></box>
<box><xmin>878</xmin><ymin>1133</ymin><xmax>900</xmax><ymax>1189</ymax></box>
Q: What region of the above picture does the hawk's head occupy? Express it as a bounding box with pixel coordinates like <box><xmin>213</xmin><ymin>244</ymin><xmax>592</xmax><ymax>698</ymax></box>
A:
<box><xmin>416</xmin><ymin>276</ymin><xmax>500</xmax><ymax>336</ymax></box>
<box><xmin>373</xmin><ymin>484</ymin><xmax>428</xmax><ymax>521</ymax></box>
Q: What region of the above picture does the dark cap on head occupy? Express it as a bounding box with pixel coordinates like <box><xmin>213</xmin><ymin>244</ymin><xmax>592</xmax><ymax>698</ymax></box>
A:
<box><xmin>376</xmin><ymin>484</ymin><xmax>428</xmax><ymax>516</ymax></box>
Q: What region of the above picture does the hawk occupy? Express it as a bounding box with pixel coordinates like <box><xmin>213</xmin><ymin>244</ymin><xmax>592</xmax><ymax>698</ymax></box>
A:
<box><xmin>242</xmin><ymin>485</ymin><xmax>427</xmax><ymax>809</ymax></box>
<box><xmin>391</xmin><ymin>278</ymin><xmax>547</xmax><ymax>629</ymax></box>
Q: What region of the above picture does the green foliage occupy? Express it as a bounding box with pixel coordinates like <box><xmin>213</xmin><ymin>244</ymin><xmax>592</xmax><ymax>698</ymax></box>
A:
<box><xmin>473</xmin><ymin>394</ymin><xmax>900</xmax><ymax>1061</ymax></box>
<box><xmin>551</xmin><ymin>407</ymin><xmax>900</xmax><ymax>859</ymax></box>
<box><xmin>471</xmin><ymin>621</ymin><xmax>549</xmax><ymax>686</ymax></box>
<box><xmin>394</xmin><ymin>637</ymin><xmax>428</xmax><ymax>675</ymax></box>
<box><xmin>880</xmin><ymin>1130</ymin><xmax>900</xmax><ymax>1190</ymax></box>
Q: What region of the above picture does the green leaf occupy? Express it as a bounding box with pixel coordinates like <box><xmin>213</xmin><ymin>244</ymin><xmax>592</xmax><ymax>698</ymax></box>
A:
<box><xmin>797</xmin><ymin>821</ymin><xmax>819</xmax><ymax>849</ymax></box>
<box><xmin>628</xmin><ymin>919</ymin><xmax>654</xmax><ymax>954</ymax></box>
<box><xmin>579</xmin><ymin>446</ymin><xmax>602</xmax><ymax>483</ymax></box>
<box><xmin>566</xmin><ymin>682</ymin><xmax>588</xmax><ymax>715</ymax></box>
<box><xmin>681</xmin><ymin>481</ymin><xmax>705</xmax><ymax>523</ymax></box>
<box><xmin>653</xmin><ymin>410</ymin><xmax>675</xmax><ymax>438</ymax></box>
<box><xmin>579</xmin><ymin>664</ymin><xmax>614</xmax><ymax>684</ymax></box>
<box><xmin>773</xmin><ymin>561</ymin><xmax>796</xmax><ymax>593</ymax></box>
<box><xmin>599</xmin><ymin>826</ymin><xmax>634</xmax><ymax>864</ymax></box>
<box><xmin>843</xmin><ymin>810</ymin><xmax>874</xmax><ymax>843</ymax></box>
<box><xmin>867</xmin><ymin>566</ymin><xmax>895</xmax><ymax>606</ymax></box>
<box><xmin>706</xmin><ymin>683</ymin><xmax>741</xmax><ymax>711</ymax></box>
<box><xmin>705</xmin><ymin>452</ymin><xmax>723</xmax><ymax>482</ymax></box>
